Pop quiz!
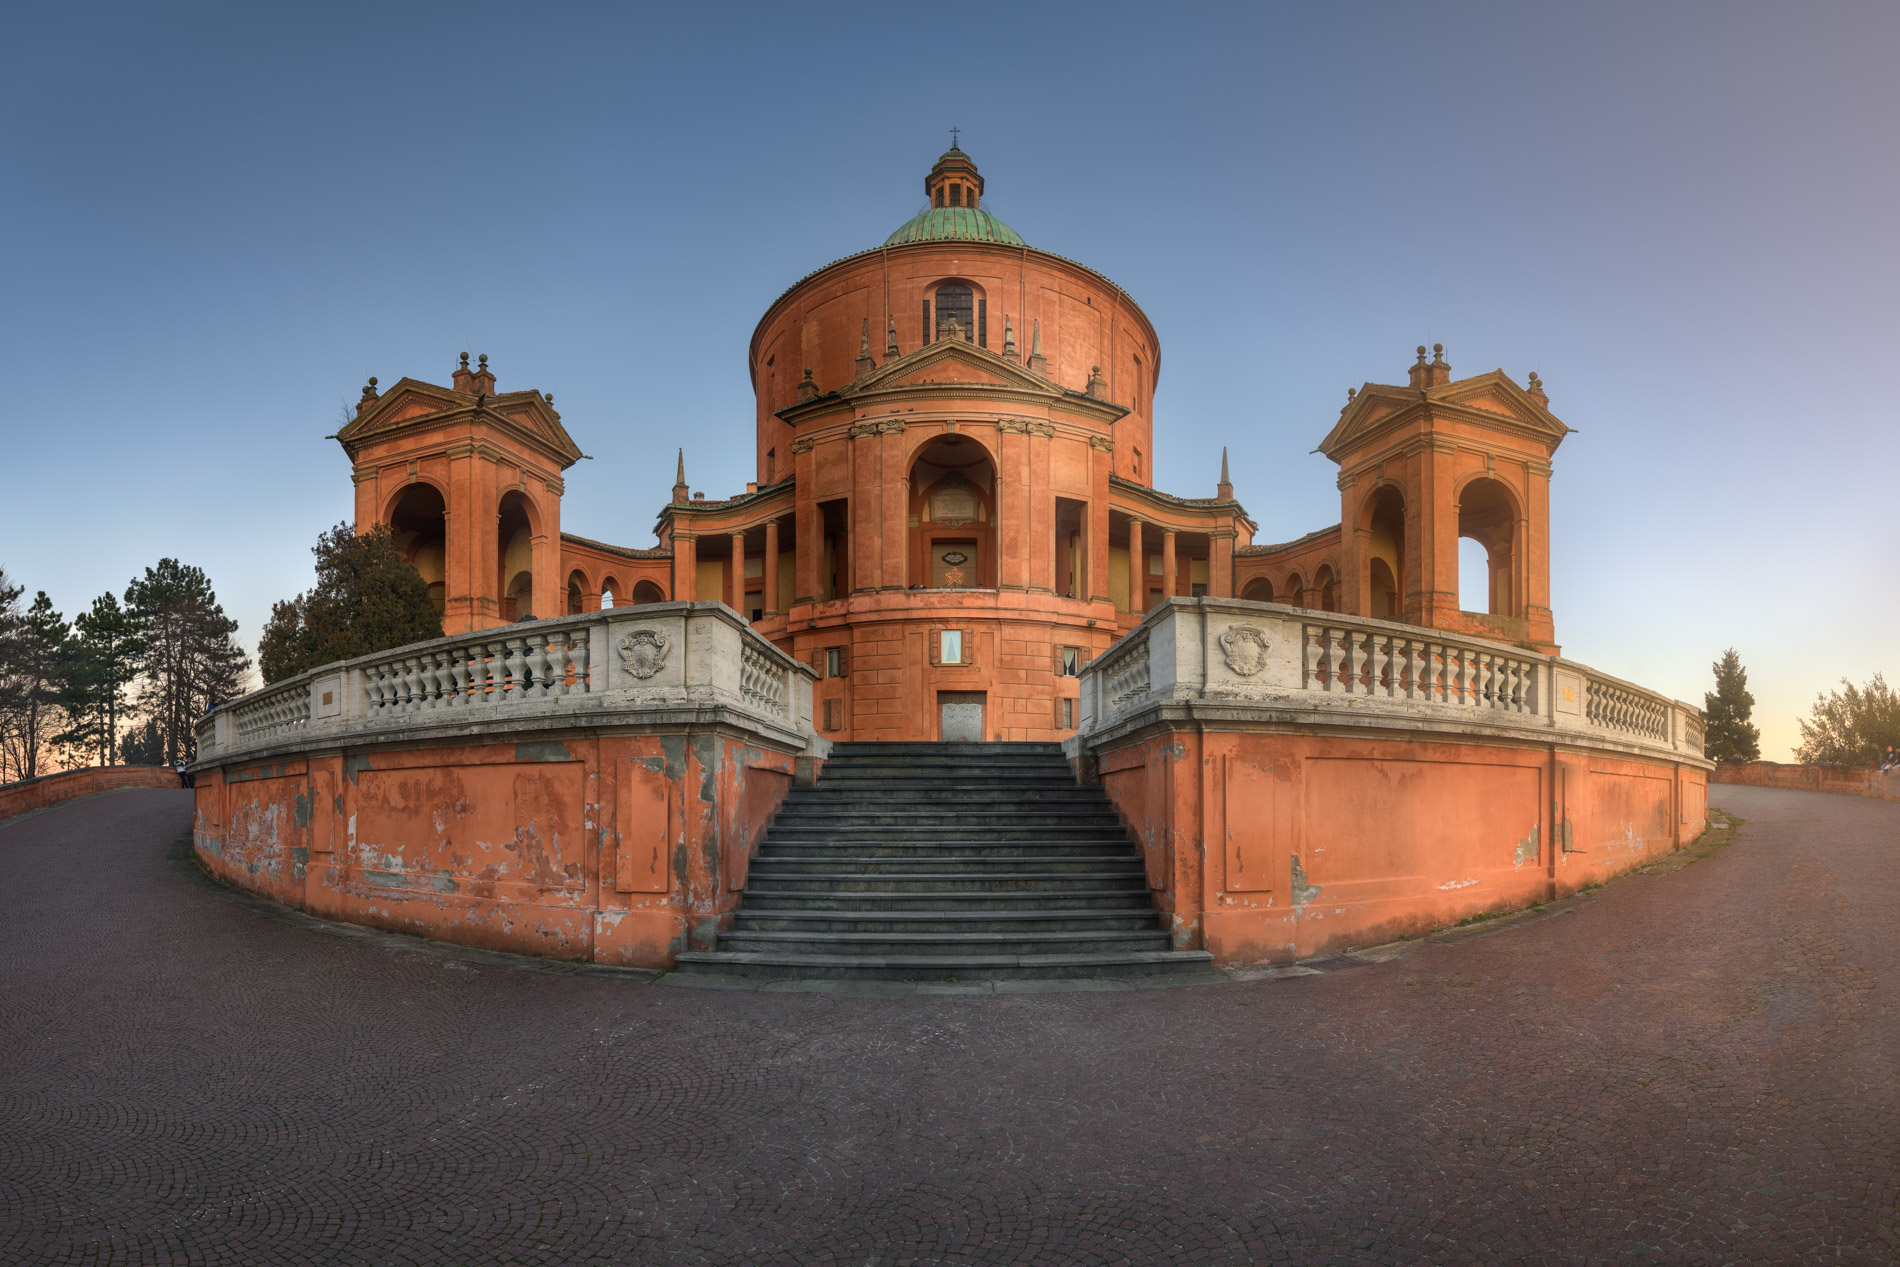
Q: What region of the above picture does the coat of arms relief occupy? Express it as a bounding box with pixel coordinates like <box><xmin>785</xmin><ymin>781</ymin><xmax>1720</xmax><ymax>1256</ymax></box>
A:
<box><xmin>618</xmin><ymin>629</ymin><xmax>670</xmax><ymax>679</ymax></box>
<box><xmin>1217</xmin><ymin>624</ymin><xmax>1271</xmax><ymax>676</ymax></box>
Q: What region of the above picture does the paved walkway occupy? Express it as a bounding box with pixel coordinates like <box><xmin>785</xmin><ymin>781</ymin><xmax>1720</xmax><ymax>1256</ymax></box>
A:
<box><xmin>1</xmin><ymin>785</ymin><xmax>1894</xmax><ymax>1263</ymax></box>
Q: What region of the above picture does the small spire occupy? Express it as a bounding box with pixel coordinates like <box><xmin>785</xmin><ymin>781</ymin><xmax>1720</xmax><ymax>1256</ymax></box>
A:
<box><xmin>1003</xmin><ymin>314</ymin><xmax>1017</xmax><ymax>359</ymax></box>
<box><xmin>1027</xmin><ymin>319</ymin><xmax>1046</xmax><ymax>374</ymax></box>
<box><xmin>886</xmin><ymin>314</ymin><xmax>899</xmax><ymax>358</ymax></box>
<box><xmin>855</xmin><ymin>319</ymin><xmax>876</xmax><ymax>379</ymax></box>
<box><xmin>797</xmin><ymin>367</ymin><xmax>819</xmax><ymax>402</ymax></box>
<box><xmin>1220</xmin><ymin>446</ymin><xmax>1230</xmax><ymax>484</ymax></box>
<box><xmin>1217</xmin><ymin>446</ymin><xmax>1233</xmax><ymax>501</ymax></box>
<box><xmin>672</xmin><ymin>449</ymin><xmax>689</xmax><ymax>505</ymax></box>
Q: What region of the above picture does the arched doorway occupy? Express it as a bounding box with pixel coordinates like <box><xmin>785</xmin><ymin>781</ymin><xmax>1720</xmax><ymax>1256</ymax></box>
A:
<box><xmin>1314</xmin><ymin>564</ymin><xmax>1338</xmax><ymax>612</ymax></box>
<box><xmin>566</xmin><ymin>570</ymin><xmax>588</xmax><ymax>616</ymax></box>
<box><xmin>630</xmin><ymin>580</ymin><xmax>665</xmax><ymax>605</ymax></box>
<box><xmin>1241</xmin><ymin>578</ymin><xmax>1273</xmax><ymax>603</ymax></box>
<box><xmin>387</xmin><ymin>483</ymin><xmax>447</xmax><ymax>615</ymax></box>
<box><xmin>1364</xmin><ymin>487</ymin><xmax>1406</xmax><ymax>620</ymax></box>
<box><xmin>497</xmin><ymin>491</ymin><xmax>536</xmax><ymax>621</ymax></box>
<box><xmin>1457</xmin><ymin>477</ymin><xmax>1519</xmax><ymax>615</ymax></box>
<box><xmin>599</xmin><ymin>576</ymin><xmax>621</xmax><ymax>609</ymax></box>
<box><xmin>909</xmin><ymin>435</ymin><xmax>997</xmax><ymax>589</ymax></box>
<box><xmin>1281</xmin><ymin>572</ymin><xmax>1305</xmax><ymax>610</ymax></box>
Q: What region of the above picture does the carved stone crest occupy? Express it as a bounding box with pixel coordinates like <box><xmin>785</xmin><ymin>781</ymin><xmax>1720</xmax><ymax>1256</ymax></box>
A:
<box><xmin>618</xmin><ymin>628</ymin><xmax>670</xmax><ymax>679</ymax></box>
<box><xmin>1218</xmin><ymin>624</ymin><xmax>1271</xmax><ymax>676</ymax></box>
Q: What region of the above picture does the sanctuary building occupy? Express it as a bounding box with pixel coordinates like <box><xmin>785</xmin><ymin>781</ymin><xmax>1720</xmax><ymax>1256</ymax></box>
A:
<box><xmin>334</xmin><ymin>146</ymin><xmax>1569</xmax><ymax>743</ymax></box>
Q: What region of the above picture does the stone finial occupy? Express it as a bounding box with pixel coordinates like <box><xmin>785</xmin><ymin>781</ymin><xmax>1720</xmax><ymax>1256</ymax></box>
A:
<box><xmin>1426</xmin><ymin>343</ymin><xmax>1451</xmax><ymax>387</ymax></box>
<box><xmin>1028</xmin><ymin>318</ymin><xmax>1047</xmax><ymax>375</ymax></box>
<box><xmin>1003</xmin><ymin>314</ymin><xmax>1017</xmax><ymax>359</ymax></box>
<box><xmin>1086</xmin><ymin>364</ymin><xmax>1108</xmax><ymax>400</ymax></box>
<box><xmin>1408</xmin><ymin>345</ymin><xmax>1430</xmax><ymax>389</ymax></box>
<box><xmin>1217</xmin><ymin>446</ymin><xmax>1233</xmax><ymax>500</ymax></box>
<box><xmin>453</xmin><ymin>351</ymin><xmax>475</xmax><ymax>393</ymax></box>
<box><xmin>672</xmin><ymin>449</ymin><xmax>690</xmax><ymax>505</ymax></box>
<box><xmin>855</xmin><ymin>319</ymin><xmax>876</xmax><ymax>379</ymax></box>
<box><xmin>886</xmin><ymin>314</ymin><xmax>899</xmax><ymax>359</ymax></box>
<box><xmin>1526</xmin><ymin>370</ymin><xmax>1549</xmax><ymax>406</ymax></box>
<box><xmin>460</xmin><ymin>352</ymin><xmax>471</xmax><ymax>369</ymax></box>
<box><xmin>356</xmin><ymin>376</ymin><xmax>379</xmax><ymax>415</ymax></box>
<box><xmin>797</xmin><ymin>367</ymin><xmax>819</xmax><ymax>402</ymax></box>
<box><xmin>471</xmin><ymin>352</ymin><xmax>497</xmax><ymax>395</ymax></box>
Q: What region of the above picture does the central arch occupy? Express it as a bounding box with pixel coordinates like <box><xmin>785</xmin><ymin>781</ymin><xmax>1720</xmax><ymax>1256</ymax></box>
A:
<box><xmin>387</xmin><ymin>482</ymin><xmax>447</xmax><ymax>615</ymax></box>
<box><xmin>908</xmin><ymin>435</ymin><xmax>997</xmax><ymax>589</ymax></box>
<box><xmin>1457</xmin><ymin>476</ymin><xmax>1520</xmax><ymax>616</ymax></box>
<box><xmin>1362</xmin><ymin>485</ymin><xmax>1407</xmax><ymax>621</ymax></box>
<box><xmin>497</xmin><ymin>491</ymin><xmax>537</xmax><ymax>621</ymax></box>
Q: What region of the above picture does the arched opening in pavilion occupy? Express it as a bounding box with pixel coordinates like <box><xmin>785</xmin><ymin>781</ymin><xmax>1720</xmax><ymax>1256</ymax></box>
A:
<box><xmin>908</xmin><ymin>435</ymin><xmax>996</xmax><ymax>589</ymax></box>
<box><xmin>1241</xmin><ymin>577</ymin><xmax>1273</xmax><ymax>603</ymax></box>
<box><xmin>1281</xmin><ymin>572</ymin><xmax>1305</xmax><ymax>610</ymax></box>
<box><xmin>497</xmin><ymin>492</ymin><xmax>536</xmax><ymax>621</ymax></box>
<box><xmin>630</xmin><ymin>579</ymin><xmax>665</xmax><ymax>605</ymax></box>
<box><xmin>566</xmin><ymin>570</ymin><xmax>589</xmax><ymax>616</ymax></box>
<box><xmin>599</xmin><ymin>576</ymin><xmax>621</xmax><ymax>609</ymax></box>
<box><xmin>1457</xmin><ymin>476</ymin><xmax>1519</xmax><ymax>615</ymax></box>
<box><xmin>387</xmin><ymin>482</ymin><xmax>447</xmax><ymax>615</ymax></box>
<box><xmin>1364</xmin><ymin>487</ymin><xmax>1407</xmax><ymax>620</ymax></box>
<box><xmin>1314</xmin><ymin>564</ymin><xmax>1338</xmax><ymax>612</ymax></box>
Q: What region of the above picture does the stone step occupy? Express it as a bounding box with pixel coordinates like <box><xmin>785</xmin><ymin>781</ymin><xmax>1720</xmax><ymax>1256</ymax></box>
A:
<box><xmin>759</xmin><ymin>842</ymin><xmax>1139</xmax><ymax>859</ymax></box>
<box><xmin>772</xmin><ymin>810</ymin><xmax>1125</xmax><ymax>826</ymax></box>
<box><xmin>783</xmin><ymin>784</ymin><xmax>1100</xmax><ymax>799</ymax></box>
<box><xmin>732</xmin><ymin>910</ymin><xmax>1167</xmax><ymax>934</ymax></box>
<box><xmin>715</xmin><ymin>929</ymin><xmax>1175</xmax><ymax>957</ymax></box>
<box><xmin>739</xmin><ymin>889</ymin><xmax>1156</xmax><ymax>912</ymax></box>
<box><xmin>744</xmin><ymin>870</ymin><xmax>1147</xmax><ymax>895</ymax></box>
<box><xmin>765</xmin><ymin>825</ymin><xmax>1126</xmax><ymax>842</ymax></box>
<box><xmin>671</xmin><ymin>948</ymin><xmax>1217</xmax><ymax>982</ymax></box>
<box><xmin>751</xmin><ymin>856</ymin><xmax>1144</xmax><ymax>876</ymax></box>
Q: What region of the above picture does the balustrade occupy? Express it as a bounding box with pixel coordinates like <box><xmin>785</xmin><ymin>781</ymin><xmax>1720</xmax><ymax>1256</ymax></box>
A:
<box><xmin>1301</xmin><ymin>625</ymin><xmax>1538</xmax><ymax>714</ymax></box>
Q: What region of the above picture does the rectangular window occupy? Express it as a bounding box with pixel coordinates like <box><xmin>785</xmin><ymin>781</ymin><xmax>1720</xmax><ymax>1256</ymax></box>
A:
<box><xmin>1190</xmin><ymin>583</ymin><xmax>1207</xmax><ymax>597</ymax></box>
<box><xmin>1061</xmin><ymin>697</ymin><xmax>1074</xmax><ymax>729</ymax></box>
<box><xmin>823</xmin><ymin>698</ymin><xmax>843</xmax><ymax>731</ymax></box>
<box><xmin>923</xmin><ymin>299</ymin><xmax>932</xmax><ymax>344</ymax></box>
<box><xmin>826</xmin><ymin>647</ymin><xmax>846</xmax><ymax>678</ymax></box>
<box><xmin>1058</xmin><ymin>647</ymin><xmax>1081</xmax><ymax>677</ymax></box>
<box><xmin>940</xmin><ymin>629</ymin><xmax>962</xmax><ymax>665</ymax></box>
<box><xmin>978</xmin><ymin>299</ymin><xmax>987</xmax><ymax>348</ymax></box>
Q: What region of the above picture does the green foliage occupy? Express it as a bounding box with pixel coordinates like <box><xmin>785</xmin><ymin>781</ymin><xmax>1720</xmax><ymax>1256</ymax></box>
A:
<box><xmin>56</xmin><ymin>592</ymin><xmax>144</xmax><ymax>767</ymax></box>
<box><xmin>120</xmin><ymin>718</ymin><xmax>166</xmax><ymax>766</ymax></box>
<box><xmin>1795</xmin><ymin>674</ymin><xmax>1900</xmax><ymax>766</ymax></box>
<box><xmin>125</xmin><ymin>559</ymin><xmax>251</xmax><ymax>766</ymax></box>
<box><xmin>261</xmin><ymin>523</ymin><xmax>442</xmax><ymax>685</ymax></box>
<box><xmin>1703</xmin><ymin>647</ymin><xmax>1760</xmax><ymax>763</ymax></box>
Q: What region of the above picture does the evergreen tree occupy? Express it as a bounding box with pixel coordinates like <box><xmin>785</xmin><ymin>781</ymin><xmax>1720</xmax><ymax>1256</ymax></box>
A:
<box><xmin>1703</xmin><ymin>648</ymin><xmax>1761</xmax><ymax>763</ymax></box>
<box><xmin>120</xmin><ymin>718</ymin><xmax>166</xmax><ymax>766</ymax></box>
<box><xmin>56</xmin><ymin>593</ymin><xmax>143</xmax><ymax>766</ymax></box>
<box><xmin>5</xmin><ymin>592</ymin><xmax>72</xmax><ymax>779</ymax></box>
<box><xmin>0</xmin><ymin>568</ymin><xmax>24</xmax><ymax>781</ymax></box>
<box><xmin>1796</xmin><ymin>674</ymin><xmax>1900</xmax><ymax>766</ymax></box>
<box><xmin>260</xmin><ymin>523</ymin><xmax>442</xmax><ymax>684</ymax></box>
<box><xmin>124</xmin><ymin>560</ymin><xmax>251</xmax><ymax>766</ymax></box>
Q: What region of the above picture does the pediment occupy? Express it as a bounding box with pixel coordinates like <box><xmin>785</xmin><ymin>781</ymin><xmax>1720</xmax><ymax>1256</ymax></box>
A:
<box><xmin>842</xmin><ymin>340</ymin><xmax>1070</xmax><ymax>400</ymax></box>
<box><xmin>337</xmin><ymin>379</ymin><xmax>582</xmax><ymax>466</ymax></box>
<box><xmin>1317</xmin><ymin>370</ymin><xmax>1567</xmax><ymax>460</ymax></box>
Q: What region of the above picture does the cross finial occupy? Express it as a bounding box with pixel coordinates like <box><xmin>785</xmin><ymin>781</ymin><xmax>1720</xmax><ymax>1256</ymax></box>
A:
<box><xmin>949</xmin><ymin>126</ymin><xmax>960</xmax><ymax>148</ymax></box>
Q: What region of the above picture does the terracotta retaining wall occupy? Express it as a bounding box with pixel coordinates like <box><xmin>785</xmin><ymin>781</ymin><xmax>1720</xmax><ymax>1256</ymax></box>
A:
<box><xmin>1713</xmin><ymin>762</ymin><xmax>1900</xmax><ymax>803</ymax></box>
<box><xmin>0</xmin><ymin>765</ymin><xmax>183</xmax><ymax>821</ymax></box>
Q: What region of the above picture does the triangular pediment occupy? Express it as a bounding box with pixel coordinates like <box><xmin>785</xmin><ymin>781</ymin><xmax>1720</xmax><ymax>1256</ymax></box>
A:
<box><xmin>1317</xmin><ymin>370</ymin><xmax>1568</xmax><ymax>461</ymax></box>
<box><xmin>842</xmin><ymin>340</ymin><xmax>1072</xmax><ymax>400</ymax></box>
<box><xmin>337</xmin><ymin>378</ymin><xmax>582</xmax><ymax>466</ymax></box>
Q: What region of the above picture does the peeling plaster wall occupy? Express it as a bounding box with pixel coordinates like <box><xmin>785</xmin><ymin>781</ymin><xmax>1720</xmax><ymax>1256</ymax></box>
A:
<box><xmin>1088</xmin><ymin>728</ymin><xmax>1709</xmax><ymax>966</ymax></box>
<box><xmin>194</xmin><ymin>728</ymin><xmax>808</xmax><ymax>970</ymax></box>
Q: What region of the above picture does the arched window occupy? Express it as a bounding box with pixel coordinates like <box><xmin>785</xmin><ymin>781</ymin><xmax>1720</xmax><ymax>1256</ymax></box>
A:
<box><xmin>934</xmin><ymin>283</ymin><xmax>974</xmax><ymax>342</ymax></box>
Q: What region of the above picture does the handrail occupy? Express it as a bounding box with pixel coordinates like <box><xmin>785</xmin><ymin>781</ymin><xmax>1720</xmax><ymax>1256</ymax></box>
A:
<box><xmin>195</xmin><ymin>602</ymin><xmax>820</xmax><ymax>766</ymax></box>
<box><xmin>1076</xmin><ymin>598</ymin><xmax>1706</xmax><ymax>763</ymax></box>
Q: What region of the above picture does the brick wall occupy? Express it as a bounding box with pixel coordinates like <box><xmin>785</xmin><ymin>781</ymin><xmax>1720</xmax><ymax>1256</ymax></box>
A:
<box><xmin>1712</xmin><ymin>762</ymin><xmax>1900</xmax><ymax>803</ymax></box>
<box><xmin>0</xmin><ymin>766</ymin><xmax>183</xmax><ymax>820</ymax></box>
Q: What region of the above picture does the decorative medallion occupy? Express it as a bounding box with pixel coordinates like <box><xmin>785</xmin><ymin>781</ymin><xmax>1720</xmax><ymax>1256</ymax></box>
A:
<box><xmin>618</xmin><ymin>628</ymin><xmax>670</xmax><ymax>679</ymax></box>
<box><xmin>1218</xmin><ymin>624</ymin><xmax>1271</xmax><ymax>676</ymax></box>
<box><xmin>941</xmin><ymin>550</ymin><xmax>970</xmax><ymax>567</ymax></box>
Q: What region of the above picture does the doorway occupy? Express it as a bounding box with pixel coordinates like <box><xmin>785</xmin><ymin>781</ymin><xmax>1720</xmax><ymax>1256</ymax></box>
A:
<box><xmin>938</xmin><ymin>692</ymin><xmax>985</xmax><ymax>742</ymax></box>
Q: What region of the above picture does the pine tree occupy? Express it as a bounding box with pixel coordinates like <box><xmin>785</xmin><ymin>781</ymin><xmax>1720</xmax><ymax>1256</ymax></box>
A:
<box><xmin>260</xmin><ymin>523</ymin><xmax>442</xmax><ymax>684</ymax></box>
<box><xmin>7</xmin><ymin>593</ymin><xmax>71</xmax><ymax>778</ymax></box>
<box><xmin>1703</xmin><ymin>648</ymin><xmax>1761</xmax><ymax>764</ymax></box>
<box><xmin>1796</xmin><ymin>674</ymin><xmax>1900</xmax><ymax>766</ymax></box>
<box><xmin>56</xmin><ymin>593</ymin><xmax>143</xmax><ymax>767</ymax></box>
<box><xmin>120</xmin><ymin>718</ymin><xmax>165</xmax><ymax>766</ymax></box>
<box><xmin>0</xmin><ymin>568</ymin><xmax>24</xmax><ymax>780</ymax></box>
<box><xmin>125</xmin><ymin>560</ymin><xmax>251</xmax><ymax>766</ymax></box>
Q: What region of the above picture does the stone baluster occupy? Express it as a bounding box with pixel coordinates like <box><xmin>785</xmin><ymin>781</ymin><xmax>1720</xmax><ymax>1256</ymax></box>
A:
<box><xmin>503</xmin><ymin>638</ymin><xmax>526</xmax><ymax>699</ymax></box>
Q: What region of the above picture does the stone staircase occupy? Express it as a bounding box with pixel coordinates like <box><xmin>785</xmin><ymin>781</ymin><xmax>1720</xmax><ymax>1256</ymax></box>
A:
<box><xmin>672</xmin><ymin>741</ymin><xmax>1217</xmax><ymax>983</ymax></box>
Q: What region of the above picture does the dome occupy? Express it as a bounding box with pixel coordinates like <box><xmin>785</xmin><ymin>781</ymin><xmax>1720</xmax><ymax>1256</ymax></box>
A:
<box><xmin>883</xmin><ymin>206</ymin><xmax>1027</xmax><ymax>247</ymax></box>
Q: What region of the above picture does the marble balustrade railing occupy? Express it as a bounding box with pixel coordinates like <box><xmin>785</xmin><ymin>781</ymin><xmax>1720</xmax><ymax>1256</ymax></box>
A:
<box><xmin>1076</xmin><ymin>598</ymin><xmax>1706</xmax><ymax>762</ymax></box>
<box><xmin>194</xmin><ymin>602</ymin><xmax>821</xmax><ymax>766</ymax></box>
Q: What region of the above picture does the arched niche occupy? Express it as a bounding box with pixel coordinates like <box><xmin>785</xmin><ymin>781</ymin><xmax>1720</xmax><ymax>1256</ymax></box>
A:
<box><xmin>1241</xmin><ymin>577</ymin><xmax>1273</xmax><ymax>603</ymax></box>
<box><xmin>926</xmin><ymin>279</ymin><xmax>987</xmax><ymax>347</ymax></box>
<box><xmin>1457</xmin><ymin>475</ymin><xmax>1520</xmax><ymax>616</ymax></box>
<box><xmin>1313</xmin><ymin>564</ymin><xmax>1338</xmax><ymax>612</ymax></box>
<box><xmin>1281</xmin><ymin>572</ymin><xmax>1305</xmax><ymax>610</ymax></box>
<box><xmin>908</xmin><ymin>434</ymin><xmax>997</xmax><ymax>589</ymax></box>
<box><xmin>387</xmin><ymin>482</ymin><xmax>448</xmax><ymax>615</ymax></box>
<box><xmin>566</xmin><ymin>569</ymin><xmax>589</xmax><ymax>616</ymax></box>
<box><xmin>629</xmin><ymin>579</ymin><xmax>666</xmax><ymax>606</ymax></box>
<box><xmin>497</xmin><ymin>491</ymin><xmax>538</xmax><ymax>620</ymax></box>
<box><xmin>1361</xmin><ymin>485</ymin><xmax>1407</xmax><ymax>620</ymax></box>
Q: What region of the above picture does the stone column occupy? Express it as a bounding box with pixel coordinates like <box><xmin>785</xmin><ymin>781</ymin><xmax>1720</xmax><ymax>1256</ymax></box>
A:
<box><xmin>1161</xmin><ymin>529</ymin><xmax>1177</xmax><ymax>600</ymax></box>
<box><xmin>1088</xmin><ymin>437</ymin><xmax>1113</xmax><ymax>603</ymax></box>
<box><xmin>1209</xmin><ymin>528</ymin><xmax>1234</xmax><ymax>598</ymax></box>
<box><xmin>1027</xmin><ymin>427</ymin><xmax>1055</xmax><ymax>594</ymax></box>
<box><xmin>1127</xmin><ymin>518</ymin><xmax>1145</xmax><ymax>613</ymax></box>
<box><xmin>764</xmin><ymin>517</ymin><xmax>780</xmax><ymax>614</ymax></box>
<box><xmin>673</xmin><ymin>533</ymin><xmax>697</xmax><ymax>602</ymax></box>
<box><xmin>730</xmin><ymin>532</ymin><xmax>746</xmax><ymax>614</ymax></box>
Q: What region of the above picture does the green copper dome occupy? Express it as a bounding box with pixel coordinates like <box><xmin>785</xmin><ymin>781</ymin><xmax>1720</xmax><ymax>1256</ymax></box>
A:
<box><xmin>884</xmin><ymin>205</ymin><xmax>1026</xmax><ymax>247</ymax></box>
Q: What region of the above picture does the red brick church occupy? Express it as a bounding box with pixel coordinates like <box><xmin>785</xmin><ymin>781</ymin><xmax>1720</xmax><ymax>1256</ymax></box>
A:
<box><xmin>334</xmin><ymin>146</ymin><xmax>1568</xmax><ymax>742</ymax></box>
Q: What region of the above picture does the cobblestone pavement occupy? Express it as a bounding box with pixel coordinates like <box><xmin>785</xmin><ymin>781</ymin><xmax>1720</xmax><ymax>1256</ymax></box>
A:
<box><xmin>2</xmin><ymin>786</ymin><xmax>1895</xmax><ymax>1264</ymax></box>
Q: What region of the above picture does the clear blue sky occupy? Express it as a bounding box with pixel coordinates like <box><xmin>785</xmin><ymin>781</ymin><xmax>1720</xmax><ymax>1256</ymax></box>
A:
<box><xmin>6</xmin><ymin>2</ymin><xmax>1895</xmax><ymax>759</ymax></box>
